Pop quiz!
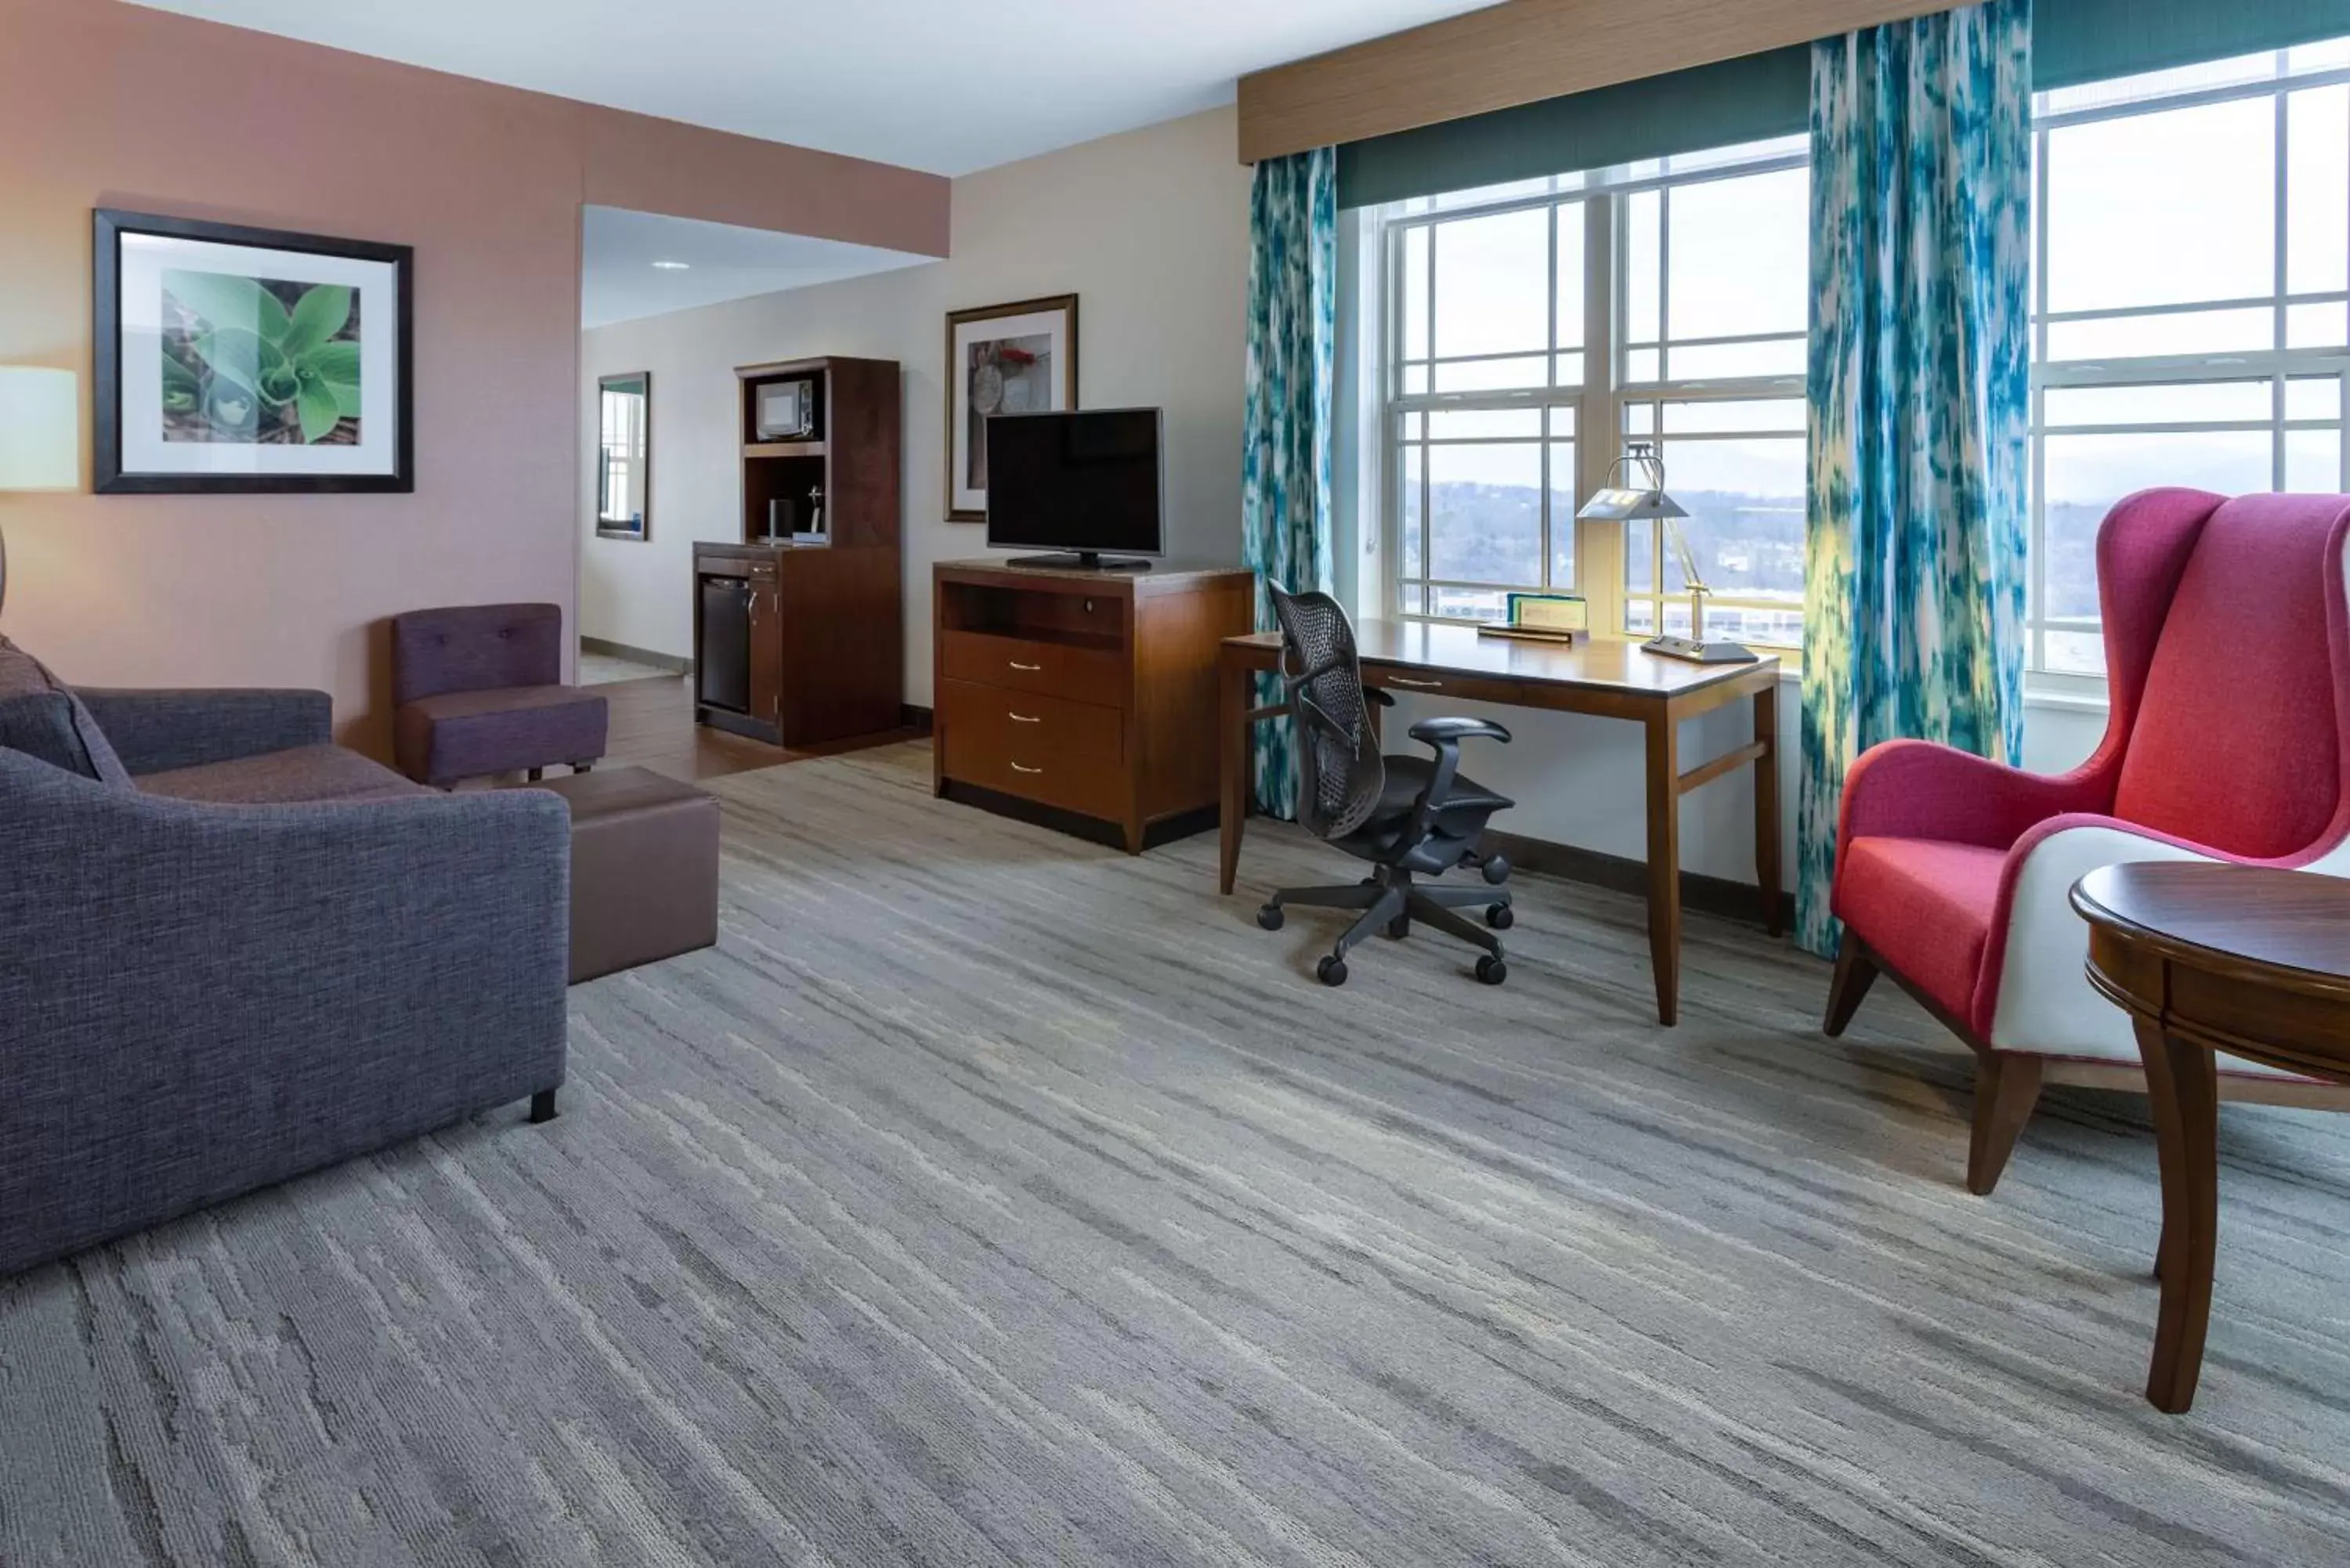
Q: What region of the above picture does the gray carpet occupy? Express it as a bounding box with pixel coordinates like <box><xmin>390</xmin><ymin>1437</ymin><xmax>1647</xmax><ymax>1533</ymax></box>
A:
<box><xmin>5</xmin><ymin>741</ymin><xmax>2349</xmax><ymax>1567</ymax></box>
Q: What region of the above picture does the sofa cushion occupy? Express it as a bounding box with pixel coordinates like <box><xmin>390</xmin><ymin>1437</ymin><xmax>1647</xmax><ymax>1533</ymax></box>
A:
<box><xmin>394</xmin><ymin>685</ymin><xmax>609</xmax><ymax>785</ymax></box>
<box><xmin>0</xmin><ymin>635</ymin><xmax>132</xmax><ymax>786</ymax></box>
<box><xmin>1836</xmin><ymin>835</ymin><xmax>2008</xmax><ymax>1028</ymax></box>
<box><xmin>136</xmin><ymin>743</ymin><xmax>428</xmax><ymax>804</ymax></box>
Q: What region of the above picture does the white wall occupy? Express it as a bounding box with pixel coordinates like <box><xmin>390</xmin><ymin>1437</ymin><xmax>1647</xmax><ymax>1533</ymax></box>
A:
<box><xmin>581</xmin><ymin>99</ymin><xmax>2113</xmax><ymax>891</ymax></box>
<box><xmin>580</xmin><ymin>106</ymin><xmax>1251</xmax><ymax>686</ymax></box>
<box><xmin>1387</xmin><ymin>680</ymin><xmax>2108</xmax><ymax>889</ymax></box>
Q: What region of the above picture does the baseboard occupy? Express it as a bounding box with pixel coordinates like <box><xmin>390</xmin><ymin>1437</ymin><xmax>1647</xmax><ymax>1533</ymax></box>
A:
<box><xmin>580</xmin><ymin>635</ymin><xmax>692</xmax><ymax>676</ymax></box>
<box><xmin>901</xmin><ymin>703</ymin><xmax>934</xmax><ymax>734</ymax></box>
<box><xmin>1480</xmin><ymin>826</ymin><xmax>1794</xmax><ymax>929</ymax></box>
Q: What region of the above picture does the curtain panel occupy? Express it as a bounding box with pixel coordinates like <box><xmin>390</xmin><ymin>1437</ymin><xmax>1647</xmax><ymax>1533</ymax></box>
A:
<box><xmin>1242</xmin><ymin>148</ymin><xmax>1339</xmax><ymax>820</ymax></box>
<box><xmin>1796</xmin><ymin>0</ymin><xmax>2034</xmax><ymax>956</ymax></box>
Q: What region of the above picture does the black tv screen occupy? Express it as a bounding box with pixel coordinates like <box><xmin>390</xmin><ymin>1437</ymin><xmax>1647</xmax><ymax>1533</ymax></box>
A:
<box><xmin>985</xmin><ymin>409</ymin><xmax>1164</xmax><ymax>557</ymax></box>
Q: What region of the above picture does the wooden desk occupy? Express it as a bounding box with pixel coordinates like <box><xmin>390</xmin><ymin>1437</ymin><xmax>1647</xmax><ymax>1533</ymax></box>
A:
<box><xmin>1219</xmin><ymin>620</ymin><xmax>1782</xmax><ymax>1024</ymax></box>
<box><xmin>2071</xmin><ymin>862</ymin><xmax>2350</xmax><ymax>1414</ymax></box>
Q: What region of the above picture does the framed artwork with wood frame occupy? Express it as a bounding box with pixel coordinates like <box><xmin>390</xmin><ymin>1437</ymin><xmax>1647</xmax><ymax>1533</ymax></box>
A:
<box><xmin>944</xmin><ymin>294</ymin><xmax>1076</xmax><ymax>522</ymax></box>
<box><xmin>92</xmin><ymin>208</ymin><xmax>414</xmax><ymax>494</ymax></box>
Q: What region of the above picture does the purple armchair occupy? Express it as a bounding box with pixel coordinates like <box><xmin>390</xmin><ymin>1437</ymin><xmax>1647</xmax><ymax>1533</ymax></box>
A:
<box><xmin>1823</xmin><ymin>490</ymin><xmax>2350</xmax><ymax>1194</ymax></box>
<box><xmin>392</xmin><ymin>603</ymin><xmax>609</xmax><ymax>787</ymax></box>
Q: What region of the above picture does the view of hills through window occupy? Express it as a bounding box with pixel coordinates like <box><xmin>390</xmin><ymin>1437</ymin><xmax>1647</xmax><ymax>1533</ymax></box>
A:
<box><xmin>1386</xmin><ymin>42</ymin><xmax>2350</xmax><ymax>673</ymax></box>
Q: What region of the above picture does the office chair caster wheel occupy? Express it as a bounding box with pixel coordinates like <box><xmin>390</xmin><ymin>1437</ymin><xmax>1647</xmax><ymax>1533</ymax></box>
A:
<box><xmin>1483</xmin><ymin>855</ymin><xmax>1511</xmax><ymax>886</ymax></box>
<box><xmin>1385</xmin><ymin>914</ymin><xmax>1411</xmax><ymax>939</ymax></box>
<box><xmin>1476</xmin><ymin>956</ymin><xmax>1507</xmax><ymax>985</ymax></box>
<box><xmin>1256</xmin><ymin>904</ymin><xmax>1285</xmax><ymax>930</ymax></box>
<box><xmin>1485</xmin><ymin>903</ymin><xmax>1513</xmax><ymax>930</ymax></box>
<box><xmin>1317</xmin><ymin>956</ymin><xmax>1349</xmax><ymax>987</ymax></box>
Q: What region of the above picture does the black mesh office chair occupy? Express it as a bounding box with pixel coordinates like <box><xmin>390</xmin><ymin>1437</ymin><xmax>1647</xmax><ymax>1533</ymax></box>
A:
<box><xmin>1256</xmin><ymin>585</ymin><xmax>1517</xmax><ymax>986</ymax></box>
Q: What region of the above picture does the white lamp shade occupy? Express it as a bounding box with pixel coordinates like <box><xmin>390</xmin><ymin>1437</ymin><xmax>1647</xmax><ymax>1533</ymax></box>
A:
<box><xmin>0</xmin><ymin>367</ymin><xmax>80</xmax><ymax>492</ymax></box>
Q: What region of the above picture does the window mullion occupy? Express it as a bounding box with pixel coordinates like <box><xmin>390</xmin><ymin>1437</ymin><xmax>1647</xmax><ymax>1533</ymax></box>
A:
<box><xmin>1581</xmin><ymin>194</ymin><xmax>1624</xmax><ymax>634</ymax></box>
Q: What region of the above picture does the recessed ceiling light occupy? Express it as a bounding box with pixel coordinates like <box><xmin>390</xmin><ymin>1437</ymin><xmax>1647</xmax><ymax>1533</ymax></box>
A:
<box><xmin>650</xmin><ymin>260</ymin><xmax>691</xmax><ymax>271</ymax></box>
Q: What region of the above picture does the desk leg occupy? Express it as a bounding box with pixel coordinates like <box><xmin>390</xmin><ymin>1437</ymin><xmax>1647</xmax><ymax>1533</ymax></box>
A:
<box><xmin>1218</xmin><ymin>653</ymin><xmax>1249</xmax><ymax>896</ymax></box>
<box><xmin>2138</xmin><ymin>1016</ymin><xmax>2219</xmax><ymax>1414</ymax></box>
<box><xmin>1644</xmin><ymin>710</ymin><xmax>1681</xmax><ymax>1027</ymax></box>
<box><xmin>1753</xmin><ymin>681</ymin><xmax>1783</xmax><ymax>938</ymax></box>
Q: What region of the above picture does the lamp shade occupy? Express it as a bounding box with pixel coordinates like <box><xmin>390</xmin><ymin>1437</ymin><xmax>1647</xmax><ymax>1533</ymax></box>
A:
<box><xmin>0</xmin><ymin>367</ymin><xmax>80</xmax><ymax>492</ymax></box>
<box><xmin>1575</xmin><ymin>486</ymin><xmax>1689</xmax><ymax>522</ymax></box>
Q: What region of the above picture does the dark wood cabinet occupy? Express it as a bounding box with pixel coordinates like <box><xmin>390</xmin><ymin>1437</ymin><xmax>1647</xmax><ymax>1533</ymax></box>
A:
<box><xmin>932</xmin><ymin>559</ymin><xmax>1256</xmax><ymax>851</ymax></box>
<box><xmin>695</xmin><ymin>356</ymin><xmax>902</xmax><ymax>747</ymax></box>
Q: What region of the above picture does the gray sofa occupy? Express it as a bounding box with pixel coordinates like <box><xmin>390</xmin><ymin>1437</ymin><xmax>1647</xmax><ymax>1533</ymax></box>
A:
<box><xmin>0</xmin><ymin>638</ymin><xmax>570</xmax><ymax>1278</ymax></box>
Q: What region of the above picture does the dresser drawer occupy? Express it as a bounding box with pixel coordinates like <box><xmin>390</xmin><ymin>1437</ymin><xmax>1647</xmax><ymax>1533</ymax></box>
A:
<box><xmin>943</xmin><ymin>733</ymin><xmax>1126</xmax><ymax>821</ymax></box>
<box><xmin>940</xmin><ymin>679</ymin><xmax>1123</xmax><ymax>764</ymax></box>
<box><xmin>939</xmin><ymin>630</ymin><xmax>1126</xmax><ymax>707</ymax></box>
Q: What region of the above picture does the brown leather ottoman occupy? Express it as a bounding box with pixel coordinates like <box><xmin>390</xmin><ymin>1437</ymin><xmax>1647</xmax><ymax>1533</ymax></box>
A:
<box><xmin>517</xmin><ymin>766</ymin><xmax>718</xmax><ymax>982</ymax></box>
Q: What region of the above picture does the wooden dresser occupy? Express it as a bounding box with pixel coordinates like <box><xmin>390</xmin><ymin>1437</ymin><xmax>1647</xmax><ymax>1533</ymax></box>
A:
<box><xmin>933</xmin><ymin>559</ymin><xmax>1256</xmax><ymax>851</ymax></box>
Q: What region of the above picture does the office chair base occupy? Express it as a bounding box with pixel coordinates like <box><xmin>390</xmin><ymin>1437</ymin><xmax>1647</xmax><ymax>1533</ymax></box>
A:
<box><xmin>1262</xmin><ymin>869</ymin><xmax>1509</xmax><ymax>984</ymax></box>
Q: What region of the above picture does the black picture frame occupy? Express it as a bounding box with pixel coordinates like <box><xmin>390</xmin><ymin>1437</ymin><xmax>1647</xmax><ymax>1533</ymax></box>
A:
<box><xmin>93</xmin><ymin>208</ymin><xmax>414</xmax><ymax>495</ymax></box>
<box><xmin>595</xmin><ymin>370</ymin><xmax>652</xmax><ymax>542</ymax></box>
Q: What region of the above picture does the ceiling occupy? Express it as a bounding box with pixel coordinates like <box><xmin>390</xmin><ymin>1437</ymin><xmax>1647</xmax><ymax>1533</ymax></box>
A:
<box><xmin>128</xmin><ymin>0</ymin><xmax>1498</xmax><ymax>176</ymax></box>
<box><xmin>580</xmin><ymin>207</ymin><xmax>936</xmax><ymax>328</ymax></box>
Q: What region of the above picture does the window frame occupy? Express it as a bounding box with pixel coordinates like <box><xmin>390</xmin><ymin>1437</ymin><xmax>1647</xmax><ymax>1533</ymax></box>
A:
<box><xmin>2026</xmin><ymin>56</ymin><xmax>2350</xmax><ymax>683</ymax></box>
<box><xmin>1376</xmin><ymin>146</ymin><xmax>1812</xmax><ymax>642</ymax></box>
<box><xmin>1382</xmin><ymin>190</ymin><xmax>1589</xmax><ymax>622</ymax></box>
<box><xmin>1370</xmin><ymin>47</ymin><xmax>2350</xmax><ymax>677</ymax></box>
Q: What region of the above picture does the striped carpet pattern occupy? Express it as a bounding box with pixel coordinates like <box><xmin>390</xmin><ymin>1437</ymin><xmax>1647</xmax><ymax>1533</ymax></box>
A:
<box><xmin>4</xmin><ymin>741</ymin><xmax>2349</xmax><ymax>1566</ymax></box>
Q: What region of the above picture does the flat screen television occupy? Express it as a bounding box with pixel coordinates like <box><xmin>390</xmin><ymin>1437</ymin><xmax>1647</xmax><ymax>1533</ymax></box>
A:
<box><xmin>985</xmin><ymin>408</ymin><xmax>1163</xmax><ymax>570</ymax></box>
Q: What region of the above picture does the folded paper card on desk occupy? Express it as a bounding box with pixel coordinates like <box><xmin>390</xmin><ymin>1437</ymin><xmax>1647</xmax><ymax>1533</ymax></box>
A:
<box><xmin>1478</xmin><ymin>592</ymin><xmax>1588</xmax><ymax>644</ymax></box>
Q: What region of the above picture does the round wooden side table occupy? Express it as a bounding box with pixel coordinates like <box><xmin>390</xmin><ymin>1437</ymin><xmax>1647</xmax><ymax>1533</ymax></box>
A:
<box><xmin>2070</xmin><ymin>862</ymin><xmax>2350</xmax><ymax>1414</ymax></box>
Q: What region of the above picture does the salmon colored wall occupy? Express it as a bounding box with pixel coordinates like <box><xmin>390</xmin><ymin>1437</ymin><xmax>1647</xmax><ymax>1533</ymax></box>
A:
<box><xmin>0</xmin><ymin>0</ymin><xmax>947</xmax><ymax>756</ymax></box>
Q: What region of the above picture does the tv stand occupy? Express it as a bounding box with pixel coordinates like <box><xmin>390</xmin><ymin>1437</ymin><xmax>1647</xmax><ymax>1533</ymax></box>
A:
<box><xmin>934</xmin><ymin>559</ymin><xmax>1254</xmax><ymax>851</ymax></box>
<box><xmin>1004</xmin><ymin>551</ymin><xmax>1151</xmax><ymax>572</ymax></box>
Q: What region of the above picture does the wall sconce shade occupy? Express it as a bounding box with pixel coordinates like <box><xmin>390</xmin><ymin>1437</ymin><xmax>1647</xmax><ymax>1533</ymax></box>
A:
<box><xmin>0</xmin><ymin>368</ymin><xmax>80</xmax><ymax>492</ymax></box>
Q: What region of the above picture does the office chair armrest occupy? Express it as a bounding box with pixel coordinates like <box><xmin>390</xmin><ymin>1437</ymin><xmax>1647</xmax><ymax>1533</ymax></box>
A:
<box><xmin>1407</xmin><ymin>716</ymin><xmax>1511</xmax><ymax>746</ymax></box>
<box><xmin>1364</xmin><ymin>688</ymin><xmax>1395</xmax><ymax>707</ymax></box>
<box><xmin>1399</xmin><ymin>717</ymin><xmax>1509</xmax><ymax>847</ymax></box>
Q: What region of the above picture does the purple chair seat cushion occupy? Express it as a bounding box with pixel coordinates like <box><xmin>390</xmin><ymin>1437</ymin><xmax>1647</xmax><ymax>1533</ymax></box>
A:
<box><xmin>137</xmin><ymin>743</ymin><xmax>429</xmax><ymax>804</ymax></box>
<box><xmin>395</xmin><ymin>685</ymin><xmax>609</xmax><ymax>786</ymax></box>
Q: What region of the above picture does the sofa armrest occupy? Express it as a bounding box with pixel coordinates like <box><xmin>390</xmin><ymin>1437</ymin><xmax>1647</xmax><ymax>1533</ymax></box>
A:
<box><xmin>74</xmin><ymin>687</ymin><xmax>334</xmax><ymax>775</ymax></box>
<box><xmin>1838</xmin><ymin>739</ymin><xmax>2109</xmax><ymax>854</ymax></box>
<box><xmin>0</xmin><ymin>750</ymin><xmax>569</xmax><ymax>1275</ymax></box>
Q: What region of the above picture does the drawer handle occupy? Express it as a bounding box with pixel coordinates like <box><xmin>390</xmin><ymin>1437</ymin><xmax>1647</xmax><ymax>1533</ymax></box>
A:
<box><xmin>1010</xmin><ymin>761</ymin><xmax>1043</xmax><ymax>775</ymax></box>
<box><xmin>1386</xmin><ymin>677</ymin><xmax>1443</xmax><ymax>689</ymax></box>
<box><xmin>1008</xmin><ymin>711</ymin><xmax>1041</xmax><ymax>724</ymax></box>
<box><xmin>1008</xmin><ymin>660</ymin><xmax>1043</xmax><ymax>672</ymax></box>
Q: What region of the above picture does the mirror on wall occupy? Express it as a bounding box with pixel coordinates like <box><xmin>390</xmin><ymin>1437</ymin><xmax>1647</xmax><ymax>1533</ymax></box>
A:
<box><xmin>596</xmin><ymin>371</ymin><xmax>650</xmax><ymax>541</ymax></box>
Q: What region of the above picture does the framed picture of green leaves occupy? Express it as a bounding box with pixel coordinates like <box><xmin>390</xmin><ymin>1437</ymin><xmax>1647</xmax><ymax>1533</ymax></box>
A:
<box><xmin>93</xmin><ymin>209</ymin><xmax>414</xmax><ymax>494</ymax></box>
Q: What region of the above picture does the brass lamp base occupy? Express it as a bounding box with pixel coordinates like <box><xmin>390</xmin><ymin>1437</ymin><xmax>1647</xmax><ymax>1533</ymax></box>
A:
<box><xmin>1642</xmin><ymin>634</ymin><xmax>1759</xmax><ymax>665</ymax></box>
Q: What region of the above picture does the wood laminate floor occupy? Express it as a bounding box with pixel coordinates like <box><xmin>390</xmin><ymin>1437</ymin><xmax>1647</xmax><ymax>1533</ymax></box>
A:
<box><xmin>598</xmin><ymin>672</ymin><xmax>924</xmax><ymax>784</ymax></box>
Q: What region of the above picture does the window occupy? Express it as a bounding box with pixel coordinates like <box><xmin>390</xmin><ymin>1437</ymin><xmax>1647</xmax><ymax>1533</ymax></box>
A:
<box><xmin>2031</xmin><ymin>45</ymin><xmax>2350</xmax><ymax>676</ymax></box>
<box><xmin>1621</xmin><ymin>396</ymin><xmax>1807</xmax><ymax>646</ymax></box>
<box><xmin>1383</xmin><ymin>143</ymin><xmax>1810</xmax><ymax>638</ymax></box>
<box><xmin>1376</xmin><ymin>38</ymin><xmax>2350</xmax><ymax>674</ymax></box>
<box><xmin>1618</xmin><ymin>161</ymin><xmax>1810</xmax><ymax>642</ymax></box>
<box><xmin>1390</xmin><ymin>197</ymin><xmax>1585</xmax><ymax>620</ymax></box>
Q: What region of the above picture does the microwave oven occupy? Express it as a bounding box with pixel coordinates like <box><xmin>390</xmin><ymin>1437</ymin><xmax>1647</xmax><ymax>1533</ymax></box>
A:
<box><xmin>754</xmin><ymin>380</ymin><xmax>815</xmax><ymax>440</ymax></box>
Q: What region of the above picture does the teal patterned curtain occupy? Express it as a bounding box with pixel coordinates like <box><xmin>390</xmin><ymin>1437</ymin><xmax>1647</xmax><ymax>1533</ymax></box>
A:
<box><xmin>1796</xmin><ymin>0</ymin><xmax>2033</xmax><ymax>956</ymax></box>
<box><xmin>1242</xmin><ymin>148</ymin><xmax>1339</xmax><ymax>819</ymax></box>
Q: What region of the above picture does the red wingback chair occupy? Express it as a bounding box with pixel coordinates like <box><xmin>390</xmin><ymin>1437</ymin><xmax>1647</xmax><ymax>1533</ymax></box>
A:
<box><xmin>1823</xmin><ymin>489</ymin><xmax>2350</xmax><ymax>1194</ymax></box>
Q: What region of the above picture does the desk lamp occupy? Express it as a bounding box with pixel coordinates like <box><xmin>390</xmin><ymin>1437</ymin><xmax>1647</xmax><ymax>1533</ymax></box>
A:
<box><xmin>0</xmin><ymin>367</ymin><xmax>81</xmax><ymax>618</ymax></box>
<box><xmin>1577</xmin><ymin>440</ymin><xmax>1756</xmax><ymax>664</ymax></box>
